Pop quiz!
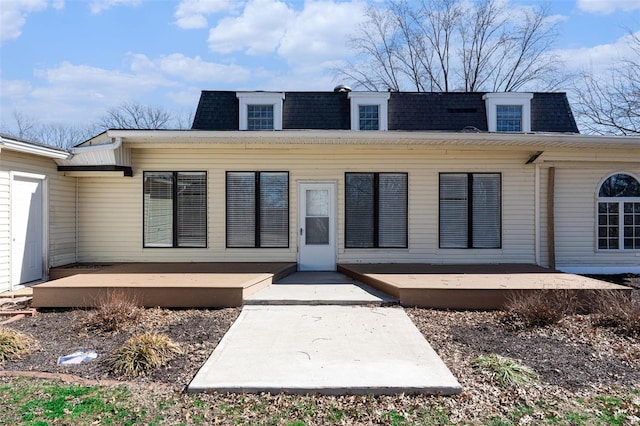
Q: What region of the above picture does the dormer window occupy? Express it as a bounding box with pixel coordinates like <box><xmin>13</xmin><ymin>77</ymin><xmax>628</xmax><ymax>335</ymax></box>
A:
<box><xmin>359</xmin><ymin>105</ymin><xmax>379</xmax><ymax>130</ymax></box>
<box><xmin>496</xmin><ymin>105</ymin><xmax>522</xmax><ymax>132</ymax></box>
<box><xmin>348</xmin><ymin>92</ymin><xmax>390</xmax><ymax>131</ymax></box>
<box><xmin>236</xmin><ymin>92</ymin><xmax>284</xmax><ymax>130</ymax></box>
<box><xmin>483</xmin><ymin>93</ymin><xmax>533</xmax><ymax>132</ymax></box>
<box><xmin>247</xmin><ymin>105</ymin><xmax>274</xmax><ymax>130</ymax></box>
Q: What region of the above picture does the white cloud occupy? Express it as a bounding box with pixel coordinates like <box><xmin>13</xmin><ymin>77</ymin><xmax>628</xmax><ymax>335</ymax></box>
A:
<box><xmin>278</xmin><ymin>1</ymin><xmax>367</xmax><ymax>64</ymax></box>
<box><xmin>0</xmin><ymin>53</ymin><xmax>254</xmax><ymax>125</ymax></box>
<box><xmin>88</xmin><ymin>0</ymin><xmax>141</xmax><ymax>14</ymax></box>
<box><xmin>174</xmin><ymin>0</ymin><xmax>233</xmax><ymax>29</ymax></box>
<box><xmin>0</xmin><ymin>0</ymin><xmax>47</xmax><ymax>44</ymax></box>
<box><xmin>554</xmin><ymin>30</ymin><xmax>640</xmax><ymax>75</ymax></box>
<box><xmin>156</xmin><ymin>53</ymin><xmax>251</xmax><ymax>82</ymax></box>
<box><xmin>208</xmin><ymin>0</ymin><xmax>295</xmax><ymax>54</ymax></box>
<box><xmin>207</xmin><ymin>0</ymin><xmax>366</xmax><ymax>62</ymax></box>
<box><xmin>577</xmin><ymin>0</ymin><xmax>640</xmax><ymax>14</ymax></box>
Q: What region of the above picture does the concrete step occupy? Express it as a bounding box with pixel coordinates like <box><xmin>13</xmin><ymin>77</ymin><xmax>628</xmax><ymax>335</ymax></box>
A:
<box><xmin>243</xmin><ymin>272</ymin><xmax>397</xmax><ymax>306</ymax></box>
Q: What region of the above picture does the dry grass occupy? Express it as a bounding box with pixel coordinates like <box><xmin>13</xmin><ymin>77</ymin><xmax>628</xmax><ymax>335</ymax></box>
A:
<box><xmin>80</xmin><ymin>290</ymin><xmax>143</xmax><ymax>333</ymax></box>
<box><xmin>471</xmin><ymin>354</ymin><xmax>538</xmax><ymax>387</ymax></box>
<box><xmin>589</xmin><ymin>290</ymin><xmax>640</xmax><ymax>336</ymax></box>
<box><xmin>502</xmin><ymin>289</ymin><xmax>582</xmax><ymax>327</ymax></box>
<box><xmin>0</xmin><ymin>327</ymin><xmax>36</xmax><ymax>365</ymax></box>
<box><xmin>106</xmin><ymin>333</ymin><xmax>182</xmax><ymax>377</ymax></box>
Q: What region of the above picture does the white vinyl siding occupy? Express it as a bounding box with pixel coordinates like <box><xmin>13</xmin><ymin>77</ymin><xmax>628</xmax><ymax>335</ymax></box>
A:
<box><xmin>75</xmin><ymin>147</ymin><xmax>536</xmax><ymax>264</ymax></box>
<box><xmin>550</xmin><ymin>165</ymin><xmax>640</xmax><ymax>270</ymax></box>
<box><xmin>0</xmin><ymin>150</ymin><xmax>76</xmax><ymax>290</ymax></box>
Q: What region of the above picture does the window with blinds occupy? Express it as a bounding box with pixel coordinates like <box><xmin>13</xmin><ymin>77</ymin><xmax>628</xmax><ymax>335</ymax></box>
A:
<box><xmin>143</xmin><ymin>171</ymin><xmax>207</xmax><ymax>248</ymax></box>
<box><xmin>345</xmin><ymin>172</ymin><xmax>407</xmax><ymax>248</ymax></box>
<box><xmin>439</xmin><ymin>173</ymin><xmax>501</xmax><ymax>249</ymax></box>
<box><xmin>226</xmin><ymin>171</ymin><xmax>289</xmax><ymax>248</ymax></box>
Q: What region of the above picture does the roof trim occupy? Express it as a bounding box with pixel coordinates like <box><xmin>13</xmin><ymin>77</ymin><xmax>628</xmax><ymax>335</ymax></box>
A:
<box><xmin>0</xmin><ymin>134</ymin><xmax>70</xmax><ymax>159</ymax></box>
<box><xmin>104</xmin><ymin>129</ymin><xmax>640</xmax><ymax>150</ymax></box>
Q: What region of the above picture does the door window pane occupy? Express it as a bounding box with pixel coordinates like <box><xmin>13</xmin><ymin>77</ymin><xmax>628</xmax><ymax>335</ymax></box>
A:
<box><xmin>306</xmin><ymin>190</ymin><xmax>329</xmax><ymax>216</ymax></box>
<box><xmin>306</xmin><ymin>217</ymin><xmax>329</xmax><ymax>244</ymax></box>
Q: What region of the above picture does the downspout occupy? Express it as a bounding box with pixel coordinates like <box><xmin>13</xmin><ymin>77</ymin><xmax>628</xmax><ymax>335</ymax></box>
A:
<box><xmin>75</xmin><ymin>177</ymin><xmax>79</xmax><ymax>264</ymax></box>
<box><xmin>534</xmin><ymin>164</ymin><xmax>540</xmax><ymax>266</ymax></box>
<box><xmin>547</xmin><ymin>167</ymin><xmax>556</xmax><ymax>270</ymax></box>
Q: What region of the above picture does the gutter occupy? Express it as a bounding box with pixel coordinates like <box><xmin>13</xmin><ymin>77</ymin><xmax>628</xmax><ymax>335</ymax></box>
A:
<box><xmin>0</xmin><ymin>138</ymin><xmax>71</xmax><ymax>160</ymax></box>
<box><xmin>71</xmin><ymin>137</ymin><xmax>122</xmax><ymax>154</ymax></box>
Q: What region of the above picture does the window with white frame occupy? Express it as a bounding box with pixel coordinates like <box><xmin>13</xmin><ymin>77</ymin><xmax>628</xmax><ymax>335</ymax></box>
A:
<box><xmin>247</xmin><ymin>105</ymin><xmax>274</xmax><ymax>130</ymax></box>
<box><xmin>347</xmin><ymin>92</ymin><xmax>390</xmax><ymax>131</ymax></box>
<box><xmin>597</xmin><ymin>173</ymin><xmax>640</xmax><ymax>250</ymax></box>
<box><xmin>439</xmin><ymin>173</ymin><xmax>501</xmax><ymax>249</ymax></box>
<box><xmin>482</xmin><ymin>93</ymin><xmax>532</xmax><ymax>132</ymax></box>
<box><xmin>496</xmin><ymin>105</ymin><xmax>523</xmax><ymax>132</ymax></box>
<box><xmin>236</xmin><ymin>92</ymin><xmax>284</xmax><ymax>130</ymax></box>
<box><xmin>358</xmin><ymin>105</ymin><xmax>380</xmax><ymax>130</ymax></box>
<box><xmin>143</xmin><ymin>172</ymin><xmax>207</xmax><ymax>248</ymax></box>
<box><xmin>226</xmin><ymin>171</ymin><xmax>289</xmax><ymax>248</ymax></box>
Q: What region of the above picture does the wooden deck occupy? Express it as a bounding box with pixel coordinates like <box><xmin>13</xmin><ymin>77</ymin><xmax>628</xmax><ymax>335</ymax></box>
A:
<box><xmin>33</xmin><ymin>262</ymin><xmax>631</xmax><ymax>310</ymax></box>
<box><xmin>34</xmin><ymin>263</ymin><xmax>297</xmax><ymax>308</ymax></box>
<box><xmin>338</xmin><ymin>263</ymin><xmax>631</xmax><ymax>310</ymax></box>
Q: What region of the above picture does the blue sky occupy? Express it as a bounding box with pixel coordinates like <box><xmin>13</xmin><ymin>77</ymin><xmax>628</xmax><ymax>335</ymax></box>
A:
<box><xmin>1</xmin><ymin>0</ymin><xmax>639</xmax><ymax>130</ymax></box>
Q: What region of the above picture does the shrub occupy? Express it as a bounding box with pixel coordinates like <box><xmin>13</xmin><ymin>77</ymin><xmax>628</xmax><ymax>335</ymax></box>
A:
<box><xmin>502</xmin><ymin>290</ymin><xmax>581</xmax><ymax>327</ymax></box>
<box><xmin>106</xmin><ymin>333</ymin><xmax>182</xmax><ymax>377</ymax></box>
<box><xmin>589</xmin><ymin>290</ymin><xmax>640</xmax><ymax>337</ymax></box>
<box><xmin>0</xmin><ymin>327</ymin><xmax>35</xmax><ymax>364</ymax></box>
<box><xmin>472</xmin><ymin>354</ymin><xmax>538</xmax><ymax>387</ymax></box>
<box><xmin>82</xmin><ymin>290</ymin><xmax>142</xmax><ymax>332</ymax></box>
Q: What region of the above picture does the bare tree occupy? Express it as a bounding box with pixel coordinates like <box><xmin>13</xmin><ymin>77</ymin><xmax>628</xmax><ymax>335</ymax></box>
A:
<box><xmin>573</xmin><ymin>32</ymin><xmax>640</xmax><ymax>135</ymax></box>
<box><xmin>336</xmin><ymin>0</ymin><xmax>564</xmax><ymax>92</ymax></box>
<box><xmin>1</xmin><ymin>111</ymin><xmax>93</xmax><ymax>149</ymax></box>
<box><xmin>98</xmin><ymin>102</ymin><xmax>173</xmax><ymax>130</ymax></box>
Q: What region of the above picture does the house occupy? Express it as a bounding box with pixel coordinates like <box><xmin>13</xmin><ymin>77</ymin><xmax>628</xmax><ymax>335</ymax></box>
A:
<box><xmin>0</xmin><ymin>134</ymin><xmax>74</xmax><ymax>292</ymax></box>
<box><xmin>2</xmin><ymin>90</ymin><xmax>639</xmax><ymax>292</ymax></box>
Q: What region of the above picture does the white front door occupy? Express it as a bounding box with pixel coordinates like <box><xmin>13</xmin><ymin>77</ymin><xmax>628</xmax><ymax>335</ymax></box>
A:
<box><xmin>298</xmin><ymin>182</ymin><xmax>336</xmax><ymax>271</ymax></box>
<box><xmin>11</xmin><ymin>175</ymin><xmax>44</xmax><ymax>286</ymax></box>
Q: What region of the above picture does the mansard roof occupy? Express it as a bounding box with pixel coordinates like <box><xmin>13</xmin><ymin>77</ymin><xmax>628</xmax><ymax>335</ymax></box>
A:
<box><xmin>192</xmin><ymin>90</ymin><xmax>579</xmax><ymax>133</ymax></box>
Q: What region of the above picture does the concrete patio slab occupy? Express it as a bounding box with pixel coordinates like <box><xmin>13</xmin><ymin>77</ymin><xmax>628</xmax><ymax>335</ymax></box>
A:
<box><xmin>244</xmin><ymin>272</ymin><xmax>397</xmax><ymax>305</ymax></box>
<box><xmin>188</xmin><ymin>305</ymin><xmax>461</xmax><ymax>395</ymax></box>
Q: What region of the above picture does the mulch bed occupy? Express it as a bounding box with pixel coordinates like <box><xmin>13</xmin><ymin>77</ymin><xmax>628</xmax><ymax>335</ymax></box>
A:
<box><xmin>2</xmin><ymin>307</ymin><xmax>240</xmax><ymax>388</ymax></box>
<box><xmin>0</xmin><ymin>273</ymin><xmax>638</xmax><ymax>423</ymax></box>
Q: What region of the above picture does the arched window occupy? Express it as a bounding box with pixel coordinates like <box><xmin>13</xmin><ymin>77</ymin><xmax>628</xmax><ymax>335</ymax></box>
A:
<box><xmin>597</xmin><ymin>173</ymin><xmax>640</xmax><ymax>250</ymax></box>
